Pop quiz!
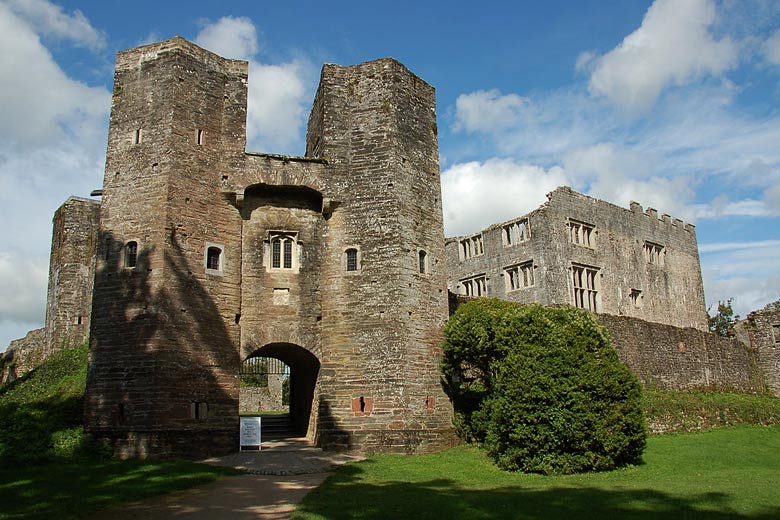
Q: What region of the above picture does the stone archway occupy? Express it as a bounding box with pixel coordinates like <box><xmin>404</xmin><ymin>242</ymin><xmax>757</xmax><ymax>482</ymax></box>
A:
<box><xmin>241</xmin><ymin>343</ymin><xmax>320</xmax><ymax>439</ymax></box>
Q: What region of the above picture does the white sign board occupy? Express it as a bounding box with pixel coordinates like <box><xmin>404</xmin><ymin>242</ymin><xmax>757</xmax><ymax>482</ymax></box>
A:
<box><xmin>240</xmin><ymin>416</ymin><xmax>262</xmax><ymax>451</ymax></box>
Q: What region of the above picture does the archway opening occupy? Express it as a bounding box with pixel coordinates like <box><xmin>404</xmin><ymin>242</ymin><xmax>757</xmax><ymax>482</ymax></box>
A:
<box><xmin>239</xmin><ymin>343</ymin><xmax>319</xmax><ymax>439</ymax></box>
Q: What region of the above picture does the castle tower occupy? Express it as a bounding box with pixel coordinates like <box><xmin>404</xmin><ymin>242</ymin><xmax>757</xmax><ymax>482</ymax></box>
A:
<box><xmin>45</xmin><ymin>196</ymin><xmax>100</xmax><ymax>354</ymax></box>
<box><xmin>85</xmin><ymin>38</ymin><xmax>455</xmax><ymax>457</ymax></box>
<box><xmin>84</xmin><ymin>38</ymin><xmax>247</xmax><ymax>457</ymax></box>
<box><xmin>306</xmin><ymin>59</ymin><xmax>454</xmax><ymax>451</ymax></box>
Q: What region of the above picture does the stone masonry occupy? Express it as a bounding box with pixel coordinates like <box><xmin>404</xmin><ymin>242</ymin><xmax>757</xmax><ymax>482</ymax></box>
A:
<box><xmin>83</xmin><ymin>37</ymin><xmax>455</xmax><ymax>458</ymax></box>
<box><xmin>446</xmin><ymin>187</ymin><xmax>709</xmax><ymax>331</ymax></box>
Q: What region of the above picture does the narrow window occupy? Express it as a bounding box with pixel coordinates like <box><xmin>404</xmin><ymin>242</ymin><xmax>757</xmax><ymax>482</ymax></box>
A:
<box><xmin>630</xmin><ymin>288</ymin><xmax>642</xmax><ymax>307</ymax></box>
<box><xmin>459</xmin><ymin>234</ymin><xmax>485</xmax><ymax>260</ymax></box>
<box><xmin>502</xmin><ymin>219</ymin><xmax>530</xmax><ymax>247</ymax></box>
<box><xmin>191</xmin><ymin>402</ymin><xmax>208</xmax><ymax>420</ymax></box>
<box><xmin>460</xmin><ymin>275</ymin><xmax>487</xmax><ymax>296</ymax></box>
<box><xmin>283</xmin><ymin>239</ymin><xmax>293</xmax><ymax>269</ymax></box>
<box><xmin>419</xmin><ymin>250</ymin><xmax>428</xmax><ymax>274</ymax></box>
<box><xmin>346</xmin><ymin>248</ymin><xmax>358</xmax><ymax>271</ymax></box>
<box><xmin>125</xmin><ymin>241</ymin><xmax>138</xmax><ymax>268</ymax></box>
<box><xmin>272</xmin><ymin>239</ymin><xmax>281</xmax><ymax>268</ymax></box>
<box><xmin>772</xmin><ymin>324</ymin><xmax>780</xmax><ymax>345</ymax></box>
<box><xmin>197</xmin><ymin>129</ymin><xmax>204</xmax><ymax>145</ymax></box>
<box><xmin>206</xmin><ymin>246</ymin><xmax>221</xmax><ymax>271</ymax></box>
<box><xmin>133</xmin><ymin>128</ymin><xmax>141</xmax><ymax>144</ymax></box>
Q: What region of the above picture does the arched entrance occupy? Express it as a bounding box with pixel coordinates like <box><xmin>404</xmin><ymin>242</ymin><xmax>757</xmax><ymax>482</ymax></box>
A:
<box><xmin>239</xmin><ymin>343</ymin><xmax>320</xmax><ymax>439</ymax></box>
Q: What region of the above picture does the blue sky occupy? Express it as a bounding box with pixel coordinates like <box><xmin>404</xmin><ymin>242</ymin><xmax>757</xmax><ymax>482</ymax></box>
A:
<box><xmin>1</xmin><ymin>0</ymin><xmax>779</xmax><ymax>349</ymax></box>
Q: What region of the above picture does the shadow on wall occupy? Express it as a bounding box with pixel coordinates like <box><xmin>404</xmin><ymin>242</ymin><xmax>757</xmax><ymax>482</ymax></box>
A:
<box><xmin>86</xmin><ymin>229</ymin><xmax>240</xmax><ymax>458</ymax></box>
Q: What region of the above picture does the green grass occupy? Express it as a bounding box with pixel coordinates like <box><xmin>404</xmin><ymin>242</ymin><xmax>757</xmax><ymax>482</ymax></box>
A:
<box><xmin>0</xmin><ymin>344</ymin><xmax>239</xmax><ymax>519</ymax></box>
<box><xmin>293</xmin><ymin>425</ymin><xmax>780</xmax><ymax>520</ymax></box>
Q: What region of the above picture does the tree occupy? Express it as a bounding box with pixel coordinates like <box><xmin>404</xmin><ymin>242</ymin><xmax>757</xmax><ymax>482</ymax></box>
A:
<box><xmin>708</xmin><ymin>299</ymin><xmax>740</xmax><ymax>337</ymax></box>
<box><xmin>442</xmin><ymin>299</ymin><xmax>647</xmax><ymax>474</ymax></box>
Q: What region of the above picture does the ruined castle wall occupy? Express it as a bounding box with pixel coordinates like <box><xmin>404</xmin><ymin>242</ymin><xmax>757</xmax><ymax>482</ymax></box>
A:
<box><xmin>308</xmin><ymin>59</ymin><xmax>455</xmax><ymax>453</ymax></box>
<box><xmin>597</xmin><ymin>314</ymin><xmax>764</xmax><ymax>393</ymax></box>
<box><xmin>45</xmin><ymin>197</ymin><xmax>100</xmax><ymax>354</ymax></box>
<box><xmin>446</xmin><ymin>187</ymin><xmax>708</xmax><ymax>331</ymax></box>
<box><xmin>735</xmin><ymin>310</ymin><xmax>780</xmax><ymax>396</ymax></box>
<box><xmin>0</xmin><ymin>328</ymin><xmax>45</xmax><ymax>385</ymax></box>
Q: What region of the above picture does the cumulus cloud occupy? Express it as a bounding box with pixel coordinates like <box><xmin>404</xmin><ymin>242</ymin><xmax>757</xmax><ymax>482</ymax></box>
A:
<box><xmin>588</xmin><ymin>0</ymin><xmax>738</xmax><ymax>113</ymax></box>
<box><xmin>194</xmin><ymin>16</ymin><xmax>258</xmax><ymax>61</ymax></box>
<box><xmin>441</xmin><ymin>158</ymin><xmax>568</xmax><ymax>236</ymax></box>
<box><xmin>195</xmin><ymin>17</ymin><xmax>314</xmax><ymax>153</ymax></box>
<box><xmin>452</xmin><ymin>89</ymin><xmax>527</xmax><ymax>134</ymax></box>
<box><xmin>0</xmin><ymin>3</ymin><xmax>110</xmax><ymax>148</ymax></box>
<box><xmin>2</xmin><ymin>0</ymin><xmax>105</xmax><ymax>50</ymax></box>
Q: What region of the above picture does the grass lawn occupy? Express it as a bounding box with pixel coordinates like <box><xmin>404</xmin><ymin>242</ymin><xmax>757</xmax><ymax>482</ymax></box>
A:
<box><xmin>294</xmin><ymin>425</ymin><xmax>780</xmax><ymax>520</ymax></box>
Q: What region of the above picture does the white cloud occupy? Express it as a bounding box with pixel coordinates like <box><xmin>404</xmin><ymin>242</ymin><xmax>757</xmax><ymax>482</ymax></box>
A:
<box><xmin>452</xmin><ymin>89</ymin><xmax>527</xmax><ymax>134</ymax></box>
<box><xmin>441</xmin><ymin>158</ymin><xmax>568</xmax><ymax>236</ymax></box>
<box><xmin>700</xmin><ymin>239</ymin><xmax>780</xmax><ymax>316</ymax></box>
<box><xmin>194</xmin><ymin>16</ymin><xmax>258</xmax><ymax>61</ymax></box>
<box><xmin>0</xmin><ymin>3</ymin><xmax>110</xmax><ymax>148</ymax></box>
<box><xmin>3</xmin><ymin>0</ymin><xmax>105</xmax><ymax>50</ymax></box>
<box><xmin>0</xmin><ymin>3</ymin><xmax>108</xmax><ymax>349</ymax></box>
<box><xmin>763</xmin><ymin>30</ymin><xmax>780</xmax><ymax>65</ymax></box>
<box><xmin>195</xmin><ymin>17</ymin><xmax>314</xmax><ymax>154</ymax></box>
<box><xmin>0</xmin><ymin>252</ymin><xmax>47</xmax><ymax>324</ymax></box>
<box><xmin>588</xmin><ymin>0</ymin><xmax>738</xmax><ymax>112</ymax></box>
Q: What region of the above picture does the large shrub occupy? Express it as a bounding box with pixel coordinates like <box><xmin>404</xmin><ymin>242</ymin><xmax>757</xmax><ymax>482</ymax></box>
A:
<box><xmin>442</xmin><ymin>299</ymin><xmax>647</xmax><ymax>474</ymax></box>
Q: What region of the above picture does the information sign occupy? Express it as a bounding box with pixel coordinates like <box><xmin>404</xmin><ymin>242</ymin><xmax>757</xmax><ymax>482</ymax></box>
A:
<box><xmin>240</xmin><ymin>416</ymin><xmax>262</xmax><ymax>451</ymax></box>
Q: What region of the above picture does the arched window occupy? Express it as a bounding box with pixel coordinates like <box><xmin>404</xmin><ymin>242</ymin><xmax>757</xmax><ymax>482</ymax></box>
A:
<box><xmin>125</xmin><ymin>241</ymin><xmax>138</xmax><ymax>268</ymax></box>
<box><xmin>345</xmin><ymin>248</ymin><xmax>359</xmax><ymax>272</ymax></box>
<box><xmin>270</xmin><ymin>233</ymin><xmax>296</xmax><ymax>270</ymax></box>
<box><xmin>418</xmin><ymin>250</ymin><xmax>428</xmax><ymax>274</ymax></box>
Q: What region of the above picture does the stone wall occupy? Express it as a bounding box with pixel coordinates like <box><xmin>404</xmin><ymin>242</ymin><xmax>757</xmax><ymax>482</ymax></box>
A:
<box><xmin>446</xmin><ymin>187</ymin><xmax>709</xmax><ymax>331</ymax></box>
<box><xmin>597</xmin><ymin>314</ymin><xmax>764</xmax><ymax>393</ymax></box>
<box><xmin>238</xmin><ymin>374</ymin><xmax>285</xmax><ymax>413</ymax></box>
<box><xmin>0</xmin><ymin>328</ymin><xmax>45</xmax><ymax>385</ymax></box>
<box><xmin>735</xmin><ymin>309</ymin><xmax>780</xmax><ymax>396</ymax></box>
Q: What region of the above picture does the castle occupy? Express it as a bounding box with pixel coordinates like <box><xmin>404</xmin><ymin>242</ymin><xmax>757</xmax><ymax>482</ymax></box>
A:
<box><xmin>2</xmin><ymin>38</ymin><xmax>778</xmax><ymax>458</ymax></box>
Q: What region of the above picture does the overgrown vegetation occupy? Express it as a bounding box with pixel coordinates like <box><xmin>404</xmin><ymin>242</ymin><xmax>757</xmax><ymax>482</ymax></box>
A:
<box><xmin>442</xmin><ymin>300</ymin><xmax>646</xmax><ymax>474</ymax></box>
<box><xmin>293</xmin><ymin>425</ymin><xmax>780</xmax><ymax>520</ymax></box>
<box><xmin>644</xmin><ymin>388</ymin><xmax>780</xmax><ymax>432</ymax></box>
<box><xmin>0</xmin><ymin>343</ymin><xmax>237</xmax><ymax>520</ymax></box>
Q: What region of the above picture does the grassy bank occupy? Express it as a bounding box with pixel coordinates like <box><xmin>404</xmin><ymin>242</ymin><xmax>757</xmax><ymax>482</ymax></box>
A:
<box><xmin>0</xmin><ymin>344</ymin><xmax>237</xmax><ymax>520</ymax></box>
<box><xmin>644</xmin><ymin>388</ymin><xmax>780</xmax><ymax>433</ymax></box>
<box><xmin>294</xmin><ymin>425</ymin><xmax>780</xmax><ymax>519</ymax></box>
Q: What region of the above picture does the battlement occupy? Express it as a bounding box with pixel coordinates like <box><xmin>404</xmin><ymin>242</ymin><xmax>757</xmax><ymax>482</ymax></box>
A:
<box><xmin>115</xmin><ymin>36</ymin><xmax>248</xmax><ymax>76</ymax></box>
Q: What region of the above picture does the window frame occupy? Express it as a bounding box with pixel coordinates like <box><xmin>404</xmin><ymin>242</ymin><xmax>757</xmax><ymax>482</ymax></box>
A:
<box><xmin>504</xmin><ymin>261</ymin><xmax>535</xmax><ymax>292</ymax></box>
<box><xmin>125</xmin><ymin>241</ymin><xmax>139</xmax><ymax>269</ymax></box>
<box><xmin>204</xmin><ymin>243</ymin><xmax>225</xmax><ymax>275</ymax></box>
<box><xmin>568</xmin><ymin>219</ymin><xmax>595</xmax><ymax>248</ymax></box>
<box><xmin>267</xmin><ymin>231</ymin><xmax>299</xmax><ymax>272</ymax></box>
<box><xmin>571</xmin><ymin>263</ymin><xmax>600</xmax><ymax>312</ymax></box>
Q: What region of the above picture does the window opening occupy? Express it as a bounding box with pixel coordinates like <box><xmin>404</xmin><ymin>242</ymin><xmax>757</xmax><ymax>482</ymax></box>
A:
<box><xmin>569</xmin><ymin>219</ymin><xmax>595</xmax><ymax>248</ymax></box>
<box><xmin>460</xmin><ymin>275</ymin><xmax>487</xmax><ymax>296</ymax></box>
<box><xmin>502</xmin><ymin>219</ymin><xmax>530</xmax><ymax>246</ymax></box>
<box><xmin>419</xmin><ymin>250</ymin><xmax>428</xmax><ymax>274</ymax></box>
<box><xmin>125</xmin><ymin>241</ymin><xmax>138</xmax><ymax>268</ymax></box>
<box><xmin>197</xmin><ymin>129</ymin><xmax>204</xmax><ymax>145</ymax></box>
<box><xmin>572</xmin><ymin>264</ymin><xmax>599</xmax><ymax>311</ymax></box>
<box><xmin>206</xmin><ymin>246</ymin><xmax>221</xmax><ymax>271</ymax></box>
<box><xmin>505</xmin><ymin>261</ymin><xmax>534</xmax><ymax>291</ymax></box>
<box><xmin>346</xmin><ymin>248</ymin><xmax>358</xmax><ymax>271</ymax></box>
<box><xmin>772</xmin><ymin>324</ymin><xmax>780</xmax><ymax>345</ymax></box>
<box><xmin>459</xmin><ymin>234</ymin><xmax>484</xmax><ymax>260</ymax></box>
<box><xmin>630</xmin><ymin>288</ymin><xmax>642</xmax><ymax>307</ymax></box>
<box><xmin>269</xmin><ymin>232</ymin><xmax>297</xmax><ymax>271</ymax></box>
<box><xmin>191</xmin><ymin>402</ymin><xmax>208</xmax><ymax>420</ymax></box>
<box><xmin>133</xmin><ymin>128</ymin><xmax>141</xmax><ymax>144</ymax></box>
<box><xmin>644</xmin><ymin>241</ymin><xmax>665</xmax><ymax>265</ymax></box>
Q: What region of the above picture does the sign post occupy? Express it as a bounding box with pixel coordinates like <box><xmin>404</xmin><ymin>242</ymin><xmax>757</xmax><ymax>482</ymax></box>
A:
<box><xmin>240</xmin><ymin>416</ymin><xmax>262</xmax><ymax>451</ymax></box>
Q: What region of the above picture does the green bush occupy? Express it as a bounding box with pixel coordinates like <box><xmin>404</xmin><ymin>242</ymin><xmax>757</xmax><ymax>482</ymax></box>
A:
<box><xmin>442</xmin><ymin>300</ymin><xmax>647</xmax><ymax>474</ymax></box>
